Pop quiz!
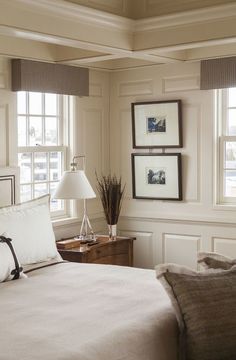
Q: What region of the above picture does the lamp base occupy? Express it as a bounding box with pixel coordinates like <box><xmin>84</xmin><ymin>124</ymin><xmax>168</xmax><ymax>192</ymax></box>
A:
<box><xmin>74</xmin><ymin>234</ymin><xmax>97</xmax><ymax>243</ymax></box>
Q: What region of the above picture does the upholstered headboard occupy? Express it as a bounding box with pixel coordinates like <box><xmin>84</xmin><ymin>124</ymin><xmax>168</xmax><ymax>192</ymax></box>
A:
<box><xmin>0</xmin><ymin>167</ymin><xmax>20</xmax><ymax>207</ymax></box>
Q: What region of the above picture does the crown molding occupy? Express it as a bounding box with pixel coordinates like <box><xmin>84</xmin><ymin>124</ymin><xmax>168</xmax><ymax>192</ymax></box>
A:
<box><xmin>2</xmin><ymin>0</ymin><xmax>236</xmax><ymax>68</ymax></box>
<box><xmin>10</xmin><ymin>0</ymin><xmax>236</xmax><ymax>35</ymax></box>
<box><xmin>12</xmin><ymin>0</ymin><xmax>134</xmax><ymax>32</ymax></box>
<box><xmin>135</xmin><ymin>3</ymin><xmax>236</xmax><ymax>32</ymax></box>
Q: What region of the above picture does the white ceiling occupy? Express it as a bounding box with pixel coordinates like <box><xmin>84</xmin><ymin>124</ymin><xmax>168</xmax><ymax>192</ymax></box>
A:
<box><xmin>0</xmin><ymin>0</ymin><xmax>236</xmax><ymax>71</ymax></box>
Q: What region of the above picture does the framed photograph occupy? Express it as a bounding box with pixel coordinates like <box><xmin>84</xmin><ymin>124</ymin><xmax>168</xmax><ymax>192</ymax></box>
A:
<box><xmin>131</xmin><ymin>100</ymin><xmax>182</xmax><ymax>148</ymax></box>
<box><xmin>131</xmin><ymin>153</ymin><xmax>182</xmax><ymax>201</ymax></box>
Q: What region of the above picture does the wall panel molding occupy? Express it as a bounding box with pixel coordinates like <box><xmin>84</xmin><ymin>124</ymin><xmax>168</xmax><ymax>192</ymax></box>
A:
<box><xmin>212</xmin><ymin>236</ymin><xmax>236</xmax><ymax>257</ymax></box>
<box><xmin>82</xmin><ymin>108</ymin><xmax>104</xmax><ymax>184</ymax></box>
<box><xmin>89</xmin><ymin>82</ymin><xmax>103</xmax><ymax>97</ymax></box>
<box><xmin>182</xmin><ymin>103</ymin><xmax>201</xmax><ymax>203</ymax></box>
<box><xmin>163</xmin><ymin>233</ymin><xmax>201</xmax><ymax>269</ymax></box>
<box><xmin>120</xmin><ymin>108</ymin><xmax>133</xmax><ymax>194</ymax></box>
<box><xmin>120</xmin><ymin>215</ymin><xmax>236</xmax><ymax>228</ymax></box>
<box><xmin>118</xmin><ymin>79</ymin><xmax>153</xmax><ymax>97</ymax></box>
<box><xmin>162</xmin><ymin>75</ymin><xmax>200</xmax><ymax>93</ymax></box>
<box><xmin>119</xmin><ymin>229</ymin><xmax>154</xmax><ymax>268</ymax></box>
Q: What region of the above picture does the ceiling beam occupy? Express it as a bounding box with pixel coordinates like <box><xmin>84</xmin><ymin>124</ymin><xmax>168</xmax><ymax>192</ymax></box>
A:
<box><xmin>0</xmin><ymin>0</ymin><xmax>236</xmax><ymax>69</ymax></box>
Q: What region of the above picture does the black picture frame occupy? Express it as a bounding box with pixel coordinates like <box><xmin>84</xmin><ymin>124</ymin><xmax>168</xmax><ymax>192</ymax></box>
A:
<box><xmin>131</xmin><ymin>153</ymin><xmax>182</xmax><ymax>201</ymax></box>
<box><xmin>131</xmin><ymin>100</ymin><xmax>182</xmax><ymax>148</ymax></box>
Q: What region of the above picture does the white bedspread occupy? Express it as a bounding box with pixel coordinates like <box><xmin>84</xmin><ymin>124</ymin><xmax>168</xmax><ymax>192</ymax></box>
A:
<box><xmin>0</xmin><ymin>263</ymin><xmax>178</xmax><ymax>360</ymax></box>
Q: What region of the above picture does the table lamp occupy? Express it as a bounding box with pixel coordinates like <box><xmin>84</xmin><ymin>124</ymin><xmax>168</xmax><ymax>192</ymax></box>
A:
<box><xmin>53</xmin><ymin>155</ymin><xmax>96</xmax><ymax>242</ymax></box>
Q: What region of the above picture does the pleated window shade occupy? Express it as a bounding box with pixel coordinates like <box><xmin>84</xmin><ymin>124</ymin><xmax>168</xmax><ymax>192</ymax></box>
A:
<box><xmin>200</xmin><ymin>57</ymin><xmax>236</xmax><ymax>90</ymax></box>
<box><xmin>11</xmin><ymin>59</ymin><xmax>89</xmax><ymax>96</ymax></box>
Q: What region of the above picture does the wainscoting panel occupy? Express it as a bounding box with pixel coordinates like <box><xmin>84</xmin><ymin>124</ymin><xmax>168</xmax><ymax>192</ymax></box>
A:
<box><xmin>120</xmin><ymin>109</ymin><xmax>133</xmax><ymax>196</ymax></box>
<box><xmin>162</xmin><ymin>75</ymin><xmax>200</xmax><ymax>93</ymax></box>
<box><xmin>181</xmin><ymin>104</ymin><xmax>201</xmax><ymax>202</ymax></box>
<box><xmin>163</xmin><ymin>233</ymin><xmax>201</xmax><ymax>269</ymax></box>
<box><xmin>119</xmin><ymin>80</ymin><xmax>153</xmax><ymax>97</ymax></box>
<box><xmin>212</xmin><ymin>237</ymin><xmax>236</xmax><ymax>258</ymax></box>
<box><xmin>89</xmin><ymin>83</ymin><xmax>103</xmax><ymax>97</ymax></box>
<box><xmin>82</xmin><ymin>108</ymin><xmax>103</xmax><ymax>188</ymax></box>
<box><xmin>120</xmin><ymin>230</ymin><xmax>154</xmax><ymax>268</ymax></box>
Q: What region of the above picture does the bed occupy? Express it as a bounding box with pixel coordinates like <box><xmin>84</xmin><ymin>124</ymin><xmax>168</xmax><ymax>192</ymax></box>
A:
<box><xmin>0</xmin><ymin>195</ymin><xmax>178</xmax><ymax>360</ymax></box>
<box><xmin>0</xmin><ymin>262</ymin><xmax>178</xmax><ymax>360</ymax></box>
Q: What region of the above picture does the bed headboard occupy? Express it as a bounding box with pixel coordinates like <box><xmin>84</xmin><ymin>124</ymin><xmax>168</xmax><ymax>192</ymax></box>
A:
<box><xmin>0</xmin><ymin>167</ymin><xmax>20</xmax><ymax>207</ymax></box>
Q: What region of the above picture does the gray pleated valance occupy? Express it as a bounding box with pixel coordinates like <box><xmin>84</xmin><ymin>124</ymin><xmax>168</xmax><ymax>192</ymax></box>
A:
<box><xmin>200</xmin><ymin>57</ymin><xmax>236</xmax><ymax>90</ymax></box>
<box><xmin>11</xmin><ymin>59</ymin><xmax>89</xmax><ymax>96</ymax></box>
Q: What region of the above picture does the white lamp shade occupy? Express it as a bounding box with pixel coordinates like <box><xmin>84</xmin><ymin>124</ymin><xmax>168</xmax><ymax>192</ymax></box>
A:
<box><xmin>53</xmin><ymin>170</ymin><xmax>96</xmax><ymax>199</ymax></box>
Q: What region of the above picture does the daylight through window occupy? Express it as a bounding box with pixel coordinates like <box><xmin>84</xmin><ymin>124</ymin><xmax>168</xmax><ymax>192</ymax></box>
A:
<box><xmin>217</xmin><ymin>88</ymin><xmax>236</xmax><ymax>204</ymax></box>
<box><xmin>17</xmin><ymin>91</ymin><xmax>67</xmax><ymax>214</ymax></box>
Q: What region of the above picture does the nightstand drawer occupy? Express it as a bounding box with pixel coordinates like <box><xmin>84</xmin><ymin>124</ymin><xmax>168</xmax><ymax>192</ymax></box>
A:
<box><xmin>87</xmin><ymin>241</ymin><xmax>129</xmax><ymax>262</ymax></box>
<box><xmin>90</xmin><ymin>253</ymin><xmax>130</xmax><ymax>266</ymax></box>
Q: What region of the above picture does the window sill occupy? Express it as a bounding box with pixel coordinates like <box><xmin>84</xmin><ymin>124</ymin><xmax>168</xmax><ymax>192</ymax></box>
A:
<box><xmin>52</xmin><ymin>216</ymin><xmax>79</xmax><ymax>228</ymax></box>
<box><xmin>213</xmin><ymin>203</ymin><xmax>236</xmax><ymax>211</ymax></box>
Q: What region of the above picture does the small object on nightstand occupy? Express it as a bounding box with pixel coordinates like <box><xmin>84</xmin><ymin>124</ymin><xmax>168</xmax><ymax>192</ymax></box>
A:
<box><xmin>56</xmin><ymin>238</ymin><xmax>81</xmax><ymax>249</ymax></box>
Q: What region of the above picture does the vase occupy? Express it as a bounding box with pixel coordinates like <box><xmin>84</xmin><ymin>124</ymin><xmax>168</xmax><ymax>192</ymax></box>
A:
<box><xmin>108</xmin><ymin>224</ymin><xmax>117</xmax><ymax>241</ymax></box>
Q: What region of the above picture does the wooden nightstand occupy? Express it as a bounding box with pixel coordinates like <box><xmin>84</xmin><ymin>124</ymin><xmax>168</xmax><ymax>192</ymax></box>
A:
<box><xmin>57</xmin><ymin>236</ymin><xmax>135</xmax><ymax>267</ymax></box>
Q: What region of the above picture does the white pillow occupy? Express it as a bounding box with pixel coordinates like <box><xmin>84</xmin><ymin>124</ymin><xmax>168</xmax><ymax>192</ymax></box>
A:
<box><xmin>0</xmin><ymin>233</ymin><xmax>24</xmax><ymax>282</ymax></box>
<box><xmin>0</xmin><ymin>195</ymin><xmax>58</xmax><ymax>265</ymax></box>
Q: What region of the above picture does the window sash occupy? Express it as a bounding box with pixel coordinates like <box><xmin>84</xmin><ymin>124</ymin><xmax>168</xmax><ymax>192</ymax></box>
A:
<box><xmin>18</xmin><ymin>146</ymin><xmax>67</xmax><ymax>216</ymax></box>
<box><xmin>17</xmin><ymin>93</ymin><xmax>63</xmax><ymax>147</ymax></box>
<box><xmin>17</xmin><ymin>92</ymin><xmax>69</xmax><ymax>218</ymax></box>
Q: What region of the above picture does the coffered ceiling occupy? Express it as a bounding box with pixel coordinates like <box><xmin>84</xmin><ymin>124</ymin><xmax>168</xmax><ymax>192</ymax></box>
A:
<box><xmin>65</xmin><ymin>0</ymin><xmax>236</xmax><ymax>19</ymax></box>
<box><xmin>0</xmin><ymin>0</ymin><xmax>236</xmax><ymax>71</ymax></box>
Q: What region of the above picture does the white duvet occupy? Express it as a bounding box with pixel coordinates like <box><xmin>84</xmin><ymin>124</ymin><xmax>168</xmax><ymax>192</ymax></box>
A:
<box><xmin>0</xmin><ymin>263</ymin><xmax>178</xmax><ymax>360</ymax></box>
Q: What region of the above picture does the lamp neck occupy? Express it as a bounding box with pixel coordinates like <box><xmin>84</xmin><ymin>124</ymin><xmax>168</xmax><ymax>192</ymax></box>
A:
<box><xmin>70</xmin><ymin>155</ymin><xmax>85</xmax><ymax>171</ymax></box>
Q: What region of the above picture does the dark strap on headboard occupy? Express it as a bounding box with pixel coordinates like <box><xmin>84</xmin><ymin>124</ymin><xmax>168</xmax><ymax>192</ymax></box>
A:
<box><xmin>0</xmin><ymin>235</ymin><xmax>23</xmax><ymax>280</ymax></box>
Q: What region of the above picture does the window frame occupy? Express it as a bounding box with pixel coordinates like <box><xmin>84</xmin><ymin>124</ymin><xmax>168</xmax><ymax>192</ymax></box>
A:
<box><xmin>215</xmin><ymin>88</ymin><xmax>236</xmax><ymax>207</ymax></box>
<box><xmin>16</xmin><ymin>91</ymin><xmax>73</xmax><ymax>218</ymax></box>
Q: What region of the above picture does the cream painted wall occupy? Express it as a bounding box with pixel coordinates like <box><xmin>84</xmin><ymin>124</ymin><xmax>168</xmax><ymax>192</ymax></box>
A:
<box><xmin>110</xmin><ymin>62</ymin><xmax>236</xmax><ymax>270</ymax></box>
<box><xmin>2</xmin><ymin>54</ymin><xmax>236</xmax><ymax>270</ymax></box>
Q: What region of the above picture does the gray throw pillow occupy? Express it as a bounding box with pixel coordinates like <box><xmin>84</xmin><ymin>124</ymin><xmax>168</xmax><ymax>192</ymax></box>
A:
<box><xmin>156</xmin><ymin>263</ymin><xmax>236</xmax><ymax>360</ymax></box>
<box><xmin>198</xmin><ymin>251</ymin><xmax>236</xmax><ymax>270</ymax></box>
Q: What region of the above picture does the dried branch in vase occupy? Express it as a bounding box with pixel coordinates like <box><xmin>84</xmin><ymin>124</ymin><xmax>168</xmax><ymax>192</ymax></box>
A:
<box><xmin>96</xmin><ymin>174</ymin><xmax>125</xmax><ymax>225</ymax></box>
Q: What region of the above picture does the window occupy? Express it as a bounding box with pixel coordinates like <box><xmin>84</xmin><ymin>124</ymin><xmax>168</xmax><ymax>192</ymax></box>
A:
<box><xmin>216</xmin><ymin>88</ymin><xmax>236</xmax><ymax>204</ymax></box>
<box><xmin>17</xmin><ymin>91</ymin><xmax>68</xmax><ymax>215</ymax></box>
